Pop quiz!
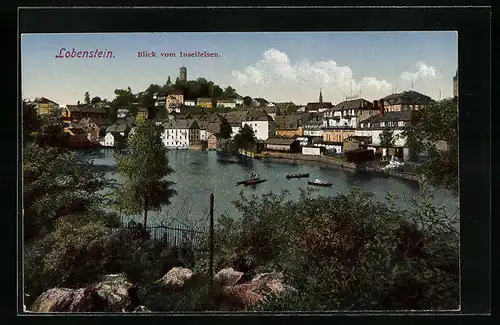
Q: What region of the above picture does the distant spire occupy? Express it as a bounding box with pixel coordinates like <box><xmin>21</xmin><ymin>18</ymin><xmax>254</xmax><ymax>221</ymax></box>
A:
<box><xmin>319</xmin><ymin>89</ymin><xmax>323</xmax><ymax>103</ymax></box>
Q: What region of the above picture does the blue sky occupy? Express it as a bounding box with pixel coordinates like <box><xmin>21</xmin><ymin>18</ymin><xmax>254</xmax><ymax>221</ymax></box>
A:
<box><xmin>21</xmin><ymin>32</ymin><xmax>457</xmax><ymax>106</ymax></box>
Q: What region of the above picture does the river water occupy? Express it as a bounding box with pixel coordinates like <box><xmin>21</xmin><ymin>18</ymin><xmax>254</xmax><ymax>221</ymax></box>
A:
<box><xmin>83</xmin><ymin>149</ymin><xmax>459</xmax><ymax>228</ymax></box>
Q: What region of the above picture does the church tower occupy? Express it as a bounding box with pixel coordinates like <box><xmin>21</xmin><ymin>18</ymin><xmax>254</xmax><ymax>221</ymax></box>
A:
<box><xmin>319</xmin><ymin>89</ymin><xmax>323</xmax><ymax>103</ymax></box>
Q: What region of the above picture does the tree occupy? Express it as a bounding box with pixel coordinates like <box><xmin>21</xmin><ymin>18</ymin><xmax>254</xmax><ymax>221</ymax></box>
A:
<box><xmin>22</xmin><ymin>100</ymin><xmax>41</xmax><ymax>143</ymax></box>
<box><xmin>114</xmin><ymin>120</ymin><xmax>177</xmax><ymax>228</ymax></box>
<box><xmin>223</xmin><ymin>86</ymin><xmax>238</xmax><ymax>99</ymax></box>
<box><xmin>139</xmin><ymin>92</ymin><xmax>155</xmax><ymax>108</ymax></box>
<box><xmin>166</xmin><ymin>76</ymin><xmax>172</xmax><ymax>87</ymax></box>
<box><xmin>230</xmin><ymin>124</ymin><xmax>256</xmax><ymax>155</ymax></box>
<box><xmin>84</xmin><ymin>92</ymin><xmax>91</xmax><ymax>105</ymax></box>
<box><xmin>213</xmin><ymin>85</ymin><xmax>224</xmax><ymax>99</ymax></box>
<box><xmin>379</xmin><ymin>128</ymin><xmax>395</xmax><ymax>148</ymax></box>
<box><xmin>218</xmin><ymin>115</ymin><xmax>232</xmax><ymax>139</ymax></box>
<box><xmin>146</xmin><ymin>84</ymin><xmax>161</xmax><ymax>95</ymax></box>
<box><xmin>90</xmin><ymin>96</ymin><xmax>102</xmax><ymax>106</ymax></box>
<box><xmin>402</xmin><ymin>98</ymin><xmax>458</xmax><ymax>191</ymax></box>
<box><xmin>23</xmin><ymin>141</ymin><xmax>109</xmax><ymax>242</ymax></box>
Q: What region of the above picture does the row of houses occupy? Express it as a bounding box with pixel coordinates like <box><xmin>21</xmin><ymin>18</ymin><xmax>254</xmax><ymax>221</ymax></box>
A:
<box><xmin>153</xmin><ymin>91</ymin><xmax>245</xmax><ymax>111</ymax></box>
<box><xmin>30</xmin><ymin>88</ymin><xmax>437</xmax><ymax>161</ymax></box>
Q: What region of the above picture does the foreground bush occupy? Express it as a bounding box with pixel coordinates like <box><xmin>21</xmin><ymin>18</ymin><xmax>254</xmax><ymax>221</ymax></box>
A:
<box><xmin>196</xmin><ymin>187</ymin><xmax>459</xmax><ymax>311</ymax></box>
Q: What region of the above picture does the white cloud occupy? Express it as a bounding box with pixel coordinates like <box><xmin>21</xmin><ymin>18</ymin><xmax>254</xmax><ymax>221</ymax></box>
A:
<box><xmin>401</xmin><ymin>61</ymin><xmax>438</xmax><ymax>82</ymax></box>
<box><xmin>231</xmin><ymin>48</ymin><xmax>395</xmax><ymax>103</ymax></box>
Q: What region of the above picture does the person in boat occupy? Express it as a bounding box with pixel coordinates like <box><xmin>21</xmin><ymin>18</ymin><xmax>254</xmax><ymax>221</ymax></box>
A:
<box><xmin>250</xmin><ymin>171</ymin><xmax>257</xmax><ymax>179</ymax></box>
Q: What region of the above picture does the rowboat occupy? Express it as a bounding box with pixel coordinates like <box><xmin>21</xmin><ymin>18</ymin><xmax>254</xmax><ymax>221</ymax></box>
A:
<box><xmin>285</xmin><ymin>173</ymin><xmax>310</xmax><ymax>179</ymax></box>
<box><xmin>242</xmin><ymin>179</ymin><xmax>267</xmax><ymax>186</ymax></box>
<box><xmin>308</xmin><ymin>179</ymin><xmax>332</xmax><ymax>187</ymax></box>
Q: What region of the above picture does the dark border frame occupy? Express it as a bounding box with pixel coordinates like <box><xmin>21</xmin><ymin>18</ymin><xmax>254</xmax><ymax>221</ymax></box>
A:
<box><xmin>11</xmin><ymin>5</ymin><xmax>491</xmax><ymax>323</ymax></box>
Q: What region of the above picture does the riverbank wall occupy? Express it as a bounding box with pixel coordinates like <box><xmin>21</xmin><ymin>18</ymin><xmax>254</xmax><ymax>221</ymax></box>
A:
<box><xmin>258</xmin><ymin>152</ymin><xmax>422</xmax><ymax>183</ymax></box>
<box><xmin>258</xmin><ymin>152</ymin><xmax>357</xmax><ymax>169</ymax></box>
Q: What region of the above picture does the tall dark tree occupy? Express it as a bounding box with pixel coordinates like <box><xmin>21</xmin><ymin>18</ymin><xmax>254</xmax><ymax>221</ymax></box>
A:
<box><xmin>90</xmin><ymin>96</ymin><xmax>102</xmax><ymax>106</ymax></box>
<box><xmin>230</xmin><ymin>124</ymin><xmax>256</xmax><ymax>155</ymax></box>
<box><xmin>402</xmin><ymin>97</ymin><xmax>458</xmax><ymax>191</ymax></box>
<box><xmin>146</xmin><ymin>84</ymin><xmax>161</xmax><ymax>95</ymax></box>
<box><xmin>114</xmin><ymin>120</ymin><xmax>177</xmax><ymax>228</ymax></box>
<box><xmin>84</xmin><ymin>92</ymin><xmax>91</xmax><ymax>105</ymax></box>
<box><xmin>223</xmin><ymin>86</ymin><xmax>238</xmax><ymax>99</ymax></box>
<box><xmin>218</xmin><ymin>115</ymin><xmax>232</xmax><ymax>139</ymax></box>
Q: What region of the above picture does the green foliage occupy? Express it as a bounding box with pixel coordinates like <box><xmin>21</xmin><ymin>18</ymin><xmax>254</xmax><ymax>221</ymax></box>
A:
<box><xmin>114</xmin><ymin>121</ymin><xmax>177</xmax><ymax>227</ymax></box>
<box><xmin>402</xmin><ymin>98</ymin><xmax>458</xmax><ymax>191</ymax></box>
<box><xmin>200</xmin><ymin>187</ymin><xmax>459</xmax><ymax>311</ymax></box>
<box><xmin>23</xmin><ymin>142</ymin><xmax>109</xmax><ymax>242</ymax></box>
<box><xmin>84</xmin><ymin>92</ymin><xmax>91</xmax><ymax>105</ymax></box>
<box><xmin>22</xmin><ymin>100</ymin><xmax>41</xmax><ymax>143</ymax></box>
<box><xmin>379</xmin><ymin>128</ymin><xmax>395</xmax><ymax>148</ymax></box>
<box><xmin>90</xmin><ymin>96</ymin><xmax>102</xmax><ymax>105</ymax></box>
<box><xmin>230</xmin><ymin>125</ymin><xmax>256</xmax><ymax>155</ymax></box>
<box><xmin>218</xmin><ymin>115</ymin><xmax>232</xmax><ymax>139</ymax></box>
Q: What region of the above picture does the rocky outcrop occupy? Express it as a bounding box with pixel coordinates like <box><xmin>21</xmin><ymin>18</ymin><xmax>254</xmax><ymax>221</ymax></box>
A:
<box><xmin>155</xmin><ymin>267</ymin><xmax>194</xmax><ymax>290</ymax></box>
<box><xmin>213</xmin><ymin>268</ymin><xmax>296</xmax><ymax>311</ymax></box>
<box><xmin>29</xmin><ymin>273</ymin><xmax>141</xmax><ymax>312</ymax></box>
<box><xmin>213</xmin><ymin>267</ymin><xmax>244</xmax><ymax>287</ymax></box>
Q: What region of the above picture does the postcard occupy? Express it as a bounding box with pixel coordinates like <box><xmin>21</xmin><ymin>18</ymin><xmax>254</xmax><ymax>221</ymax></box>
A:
<box><xmin>21</xmin><ymin>30</ymin><xmax>460</xmax><ymax>313</ymax></box>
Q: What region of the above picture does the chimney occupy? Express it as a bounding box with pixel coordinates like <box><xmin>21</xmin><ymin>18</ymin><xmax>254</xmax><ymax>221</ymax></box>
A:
<box><xmin>379</xmin><ymin>99</ymin><xmax>384</xmax><ymax>116</ymax></box>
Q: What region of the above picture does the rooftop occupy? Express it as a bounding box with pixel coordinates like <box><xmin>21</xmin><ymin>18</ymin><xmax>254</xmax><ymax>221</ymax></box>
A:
<box><xmin>333</xmin><ymin>98</ymin><xmax>375</xmax><ymax>111</ymax></box>
<box><xmin>361</xmin><ymin>110</ymin><xmax>413</xmax><ymax>123</ymax></box>
<box><xmin>265</xmin><ymin>138</ymin><xmax>298</xmax><ymax>145</ymax></box>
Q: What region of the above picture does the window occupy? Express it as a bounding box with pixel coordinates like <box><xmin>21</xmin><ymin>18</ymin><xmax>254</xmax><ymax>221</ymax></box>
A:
<box><xmin>380</xmin><ymin>122</ymin><xmax>385</xmax><ymax>127</ymax></box>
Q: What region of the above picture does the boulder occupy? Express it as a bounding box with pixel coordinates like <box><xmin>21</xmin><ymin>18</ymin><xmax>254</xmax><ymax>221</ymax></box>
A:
<box><xmin>29</xmin><ymin>274</ymin><xmax>142</xmax><ymax>312</ymax></box>
<box><xmin>155</xmin><ymin>267</ymin><xmax>194</xmax><ymax>290</ymax></box>
<box><xmin>217</xmin><ymin>271</ymin><xmax>296</xmax><ymax>311</ymax></box>
<box><xmin>213</xmin><ymin>267</ymin><xmax>244</xmax><ymax>287</ymax></box>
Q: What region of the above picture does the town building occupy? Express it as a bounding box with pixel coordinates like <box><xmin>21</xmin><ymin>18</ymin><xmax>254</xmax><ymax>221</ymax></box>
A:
<box><xmin>274</xmin><ymin>116</ymin><xmax>303</xmax><ymax>138</ymax></box>
<box><xmin>356</xmin><ymin>110</ymin><xmax>413</xmax><ymax>160</ymax></box>
<box><xmin>117</xmin><ymin>108</ymin><xmax>131</xmax><ymax>119</ymax></box>
<box><xmin>154</xmin><ymin>92</ymin><xmax>167</xmax><ymax>107</ymax></box>
<box><xmin>322</xmin><ymin>128</ymin><xmax>356</xmax><ymax>144</ymax></box>
<box><xmin>136</xmin><ymin>108</ymin><xmax>149</xmax><ymax>121</ymax></box>
<box><xmin>166</xmin><ymin>90</ymin><xmax>184</xmax><ymax>112</ymax></box>
<box><xmin>79</xmin><ymin>117</ymin><xmax>100</xmax><ymax>142</ymax></box>
<box><xmin>302</xmin><ymin>146</ymin><xmax>322</xmax><ymax>156</ymax></box>
<box><xmin>197</xmin><ymin>98</ymin><xmax>213</xmax><ymax>108</ymax></box>
<box><xmin>105</xmin><ymin>123</ymin><xmax>130</xmax><ymax>138</ymax></box>
<box><xmin>184</xmin><ymin>100</ymin><xmax>196</xmax><ymax>106</ymax></box>
<box><xmin>33</xmin><ymin>97</ymin><xmax>60</xmax><ymax>116</ymax></box>
<box><xmin>343</xmin><ymin>136</ymin><xmax>372</xmax><ymax>152</ymax></box>
<box><xmin>380</xmin><ymin>90</ymin><xmax>434</xmax><ymax>112</ymax></box>
<box><xmin>304</xmin><ymin>89</ymin><xmax>334</xmax><ymax>113</ymax></box>
<box><xmin>101</xmin><ymin>132</ymin><xmax>126</xmax><ymax>148</ymax></box>
<box><xmin>241</xmin><ymin>109</ymin><xmax>275</xmax><ymax>141</ymax></box>
<box><xmin>223</xmin><ymin>111</ymin><xmax>248</xmax><ymax>138</ymax></box>
<box><xmin>302</xmin><ymin>118</ymin><xmax>324</xmax><ymax>137</ymax></box>
<box><xmin>254</xmin><ymin>98</ymin><xmax>269</xmax><ymax>107</ymax></box>
<box><xmin>264</xmin><ymin>138</ymin><xmax>300</xmax><ymax>153</ymax></box>
<box><xmin>235</xmin><ymin>98</ymin><xmax>244</xmax><ymax>106</ymax></box>
<box><xmin>162</xmin><ymin>119</ymin><xmax>200</xmax><ymax>149</ymax></box>
<box><xmin>323</xmin><ymin>98</ymin><xmax>379</xmax><ymax>129</ymax></box>
<box><xmin>263</xmin><ymin>105</ymin><xmax>281</xmax><ymax>120</ymax></box>
<box><xmin>217</xmin><ymin>99</ymin><xmax>237</xmax><ymax>109</ymax></box>
<box><xmin>64</xmin><ymin>105</ymin><xmax>106</xmax><ymax>124</ymax></box>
